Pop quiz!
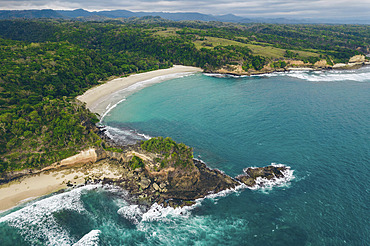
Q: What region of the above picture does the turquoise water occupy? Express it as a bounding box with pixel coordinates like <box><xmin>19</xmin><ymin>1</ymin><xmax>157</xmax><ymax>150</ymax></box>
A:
<box><xmin>1</xmin><ymin>68</ymin><xmax>369</xmax><ymax>245</ymax></box>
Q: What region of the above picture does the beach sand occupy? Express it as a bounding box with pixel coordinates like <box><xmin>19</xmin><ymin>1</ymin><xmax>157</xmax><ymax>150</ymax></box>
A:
<box><xmin>77</xmin><ymin>65</ymin><xmax>202</xmax><ymax>116</ymax></box>
<box><xmin>0</xmin><ymin>160</ymin><xmax>123</xmax><ymax>213</ymax></box>
<box><xmin>0</xmin><ymin>169</ymin><xmax>86</xmax><ymax>212</ymax></box>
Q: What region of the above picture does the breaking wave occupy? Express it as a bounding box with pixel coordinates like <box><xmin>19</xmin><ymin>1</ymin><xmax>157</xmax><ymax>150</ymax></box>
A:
<box><xmin>246</xmin><ymin>163</ymin><xmax>295</xmax><ymax>192</ymax></box>
<box><xmin>206</xmin><ymin>66</ymin><xmax>370</xmax><ymax>82</ymax></box>
<box><xmin>102</xmin><ymin>125</ymin><xmax>151</xmax><ymax>145</ymax></box>
<box><xmin>0</xmin><ymin>185</ymin><xmax>101</xmax><ymax>245</ymax></box>
<box><xmin>260</xmin><ymin>66</ymin><xmax>370</xmax><ymax>82</ymax></box>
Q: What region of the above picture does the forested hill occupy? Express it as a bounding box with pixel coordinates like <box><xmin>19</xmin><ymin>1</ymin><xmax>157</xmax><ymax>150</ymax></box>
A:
<box><xmin>0</xmin><ymin>18</ymin><xmax>369</xmax><ymax>174</ymax></box>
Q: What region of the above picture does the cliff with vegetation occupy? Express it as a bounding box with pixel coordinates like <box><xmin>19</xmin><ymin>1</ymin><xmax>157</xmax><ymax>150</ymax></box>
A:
<box><xmin>1</xmin><ymin>137</ymin><xmax>292</xmax><ymax>208</ymax></box>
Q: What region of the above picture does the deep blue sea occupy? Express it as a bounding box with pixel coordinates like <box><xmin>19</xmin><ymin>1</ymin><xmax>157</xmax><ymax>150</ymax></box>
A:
<box><xmin>1</xmin><ymin>68</ymin><xmax>369</xmax><ymax>245</ymax></box>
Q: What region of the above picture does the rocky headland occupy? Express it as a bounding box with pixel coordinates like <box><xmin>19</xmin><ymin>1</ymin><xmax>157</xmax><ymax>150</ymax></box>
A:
<box><xmin>208</xmin><ymin>55</ymin><xmax>370</xmax><ymax>76</ymax></box>
<box><xmin>0</xmin><ymin>137</ymin><xmax>292</xmax><ymax>210</ymax></box>
<box><xmin>1</xmin><ymin>136</ymin><xmax>292</xmax><ymax>209</ymax></box>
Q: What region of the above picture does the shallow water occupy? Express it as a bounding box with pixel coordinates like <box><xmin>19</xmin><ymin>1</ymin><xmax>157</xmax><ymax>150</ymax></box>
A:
<box><xmin>1</xmin><ymin>67</ymin><xmax>369</xmax><ymax>245</ymax></box>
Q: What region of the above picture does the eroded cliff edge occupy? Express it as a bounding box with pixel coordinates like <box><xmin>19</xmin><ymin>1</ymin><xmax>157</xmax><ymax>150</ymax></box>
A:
<box><xmin>0</xmin><ymin>137</ymin><xmax>293</xmax><ymax>208</ymax></box>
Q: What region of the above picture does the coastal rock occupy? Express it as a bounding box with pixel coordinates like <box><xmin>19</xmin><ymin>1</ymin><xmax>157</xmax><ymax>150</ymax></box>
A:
<box><xmin>152</xmin><ymin>182</ymin><xmax>160</xmax><ymax>191</ymax></box>
<box><xmin>160</xmin><ymin>160</ymin><xmax>239</xmax><ymax>203</ymax></box>
<box><xmin>139</xmin><ymin>177</ymin><xmax>151</xmax><ymax>189</ymax></box>
<box><xmin>349</xmin><ymin>55</ymin><xmax>365</xmax><ymax>63</ymax></box>
<box><xmin>159</xmin><ymin>182</ymin><xmax>166</xmax><ymax>189</ymax></box>
<box><xmin>314</xmin><ymin>59</ymin><xmax>330</xmax><ymax>68</ymax></box>
<box><xmin>235</xmin><ymin>165</ymin><xmax>289</xmax><ymax>188</ymax></box>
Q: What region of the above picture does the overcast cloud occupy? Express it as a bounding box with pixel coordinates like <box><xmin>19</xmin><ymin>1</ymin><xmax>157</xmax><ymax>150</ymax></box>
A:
<box><xmin>0</xmin><ymin>0</ymin><xmax>369</xmax><ymax>19</ymax></box>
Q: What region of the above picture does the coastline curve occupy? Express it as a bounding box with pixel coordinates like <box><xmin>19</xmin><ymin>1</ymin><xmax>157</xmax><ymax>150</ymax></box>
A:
<box><xmin>77</xmin><ymin>65</ymin><xmax>202</xmax><ymax>118</ymax></box>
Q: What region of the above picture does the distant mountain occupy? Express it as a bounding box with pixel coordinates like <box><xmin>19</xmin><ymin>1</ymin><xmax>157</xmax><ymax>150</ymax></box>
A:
<box><xmin>56</xmin><ymin>9</ymin><xmax>136</xmax><ymax>19</ymax></box>
<box><xmin>56</xmin><ymin>9</ymin><xmax>94</xmax><ymax>18</ymax></box>
<box><xmin>146</xmin><ymin>12</ymin><xmax>218</xmax><ymax>21</ymax></box>
<box><xmin>215</xmin><ymin>14</ymin><xmax>245</xmax><ymax>23</ymax></box>
<box><xmin>0</xmin><ymin>9</ymin><xmax>64</xmax><ymax>19</ymax></box>
<box><xmin>1</xmin><ymin>9</ymin><xmax>369</xmax><ymax>24</ymax></box>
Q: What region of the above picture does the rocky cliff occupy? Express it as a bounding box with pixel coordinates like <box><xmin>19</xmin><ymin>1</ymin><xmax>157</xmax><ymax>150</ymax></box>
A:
<box><xmin>1</xmin><ymin>138</ymin><xmax>293</xmax><ymax>208</ymax></box>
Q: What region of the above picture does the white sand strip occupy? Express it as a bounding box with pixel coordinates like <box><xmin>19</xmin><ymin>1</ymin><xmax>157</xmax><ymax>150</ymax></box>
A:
<box><xmin>0</xmin><ymin>160</ymin><xmax>122</xmax><ymax>213</ymax></box>
<box><xmin>77</xmin><ymin>65</ymin><xmax>202</xmax><ymax>116</ymax></box>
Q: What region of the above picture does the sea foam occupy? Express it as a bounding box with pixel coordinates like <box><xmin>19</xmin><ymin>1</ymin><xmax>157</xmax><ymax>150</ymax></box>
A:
<box><xmin>73</xmin><ymin>230</ymin><xmax>101</xmax><ymax>246</ymax></box>
<box><xmin>0</xmin><ymin>185</ymin><xmax>101</xmax><ymax>245</ymax></box>
<box><xmin>206</xmin><ymin>66</ymin><xmax>370</xmax><ymax>82</ymax></box>
<box><xmin>101</xmin><ymin>125</ymin><xmax>151</xmax><ymax>145</ymax></box>
<box><xmin>260</xmin><ymin>67</ymin><xmax>370</xmax><ymax>82</ymax></box>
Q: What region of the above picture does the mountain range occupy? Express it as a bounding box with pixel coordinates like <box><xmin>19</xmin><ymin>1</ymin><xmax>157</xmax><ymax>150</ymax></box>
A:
<box><xmin>0</xmin><ymin>9</ymin><xmax>369</xmax><ymax>24</ymax></box>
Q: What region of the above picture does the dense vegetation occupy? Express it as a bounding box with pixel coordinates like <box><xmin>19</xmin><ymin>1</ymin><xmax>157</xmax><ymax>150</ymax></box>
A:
<box><xmin>141</xmin><ymin>137</ymin><xmax>194</xmax><ymax>168</ymax></box>
<box><xmin>128</xmin><ymin>155</ymin><xmax>145</xmax><ymax>170</ymax></box>
<box><xmin>0</xmin><ymin>18</ymin><xmax>369</xmax><ymax>174</ymax></box>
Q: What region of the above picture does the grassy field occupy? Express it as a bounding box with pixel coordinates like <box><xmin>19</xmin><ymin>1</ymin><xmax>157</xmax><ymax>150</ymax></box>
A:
<box><xmin>153</xmin><ymin>28</ymin><xmax>320</xmax><ymax>59</ymax></box>
<box><xmin>154</xmin><ymin>27</ymin><xmax>180</xmax><ymax>37</ymax></box>
<box><xmin>193</xmin><ymin>36</ymin><xmax>248</xmax><ymax>49</ymax></box>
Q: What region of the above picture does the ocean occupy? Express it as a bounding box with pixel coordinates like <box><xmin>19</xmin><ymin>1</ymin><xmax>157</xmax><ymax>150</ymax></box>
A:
<box><xmin>1</xmin><ymin>67</ymin><xmax>369</xmax><ymax>245</ymax></box>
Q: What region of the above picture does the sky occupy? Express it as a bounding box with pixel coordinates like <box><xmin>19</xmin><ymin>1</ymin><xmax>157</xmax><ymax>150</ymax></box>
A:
<box><xmin>0</xmin><ymin>0</ymin><xmax>370</xmax><ymax>20</ymax></box>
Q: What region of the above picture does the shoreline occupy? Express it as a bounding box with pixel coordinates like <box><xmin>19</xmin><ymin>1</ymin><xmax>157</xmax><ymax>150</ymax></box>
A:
<box><xmin>206</xmin><ymin>63</ymin><xmax>370</xmax><ymax>77</ymax></box>
<box><xmin>77</xmin><ymin>65</ymin><xmax>202</xmax><ymax>116</ymax></box>
<box><xmin>0</xmin><ymin>150</ymin><xmax>124</xmax><ymax>213</ymax></box>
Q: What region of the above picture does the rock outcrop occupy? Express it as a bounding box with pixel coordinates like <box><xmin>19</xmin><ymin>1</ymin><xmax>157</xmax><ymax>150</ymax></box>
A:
<box><xmin>1</xmin><ymin>143</ymin><xmax>293</xmax><ymax>208</ymax></box>
<box><xmin>349</xmin><ymin>55</ymin><xmax>366</xmax><ymax>63</ymax></box>
<box><xmin>235</xmin><ymin>165</ymin><xmax>291</xmax><ymax>188</ymax></box>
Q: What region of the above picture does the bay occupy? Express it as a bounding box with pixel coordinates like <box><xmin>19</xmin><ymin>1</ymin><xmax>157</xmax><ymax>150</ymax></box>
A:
<box><xmin>1</xmin><ymin>67</ymin><xmax>369</xmax><ymax>245</ymax></box>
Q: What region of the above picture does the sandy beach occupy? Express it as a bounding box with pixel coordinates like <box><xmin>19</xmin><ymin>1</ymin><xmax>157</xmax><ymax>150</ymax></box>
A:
<box><xmin>77</xmin><ymin>65</ymin><xmax>202</xmax><ymax>116</ymax></box>
<box><xmin>0</xmin><ymin>169</ymin><xmax>86</xmax><ymax>212</ymax></box>
<box><xmin>0</xmin><ymin>158</ymin><xmax>124</xmax><ymax>213</ymax></box>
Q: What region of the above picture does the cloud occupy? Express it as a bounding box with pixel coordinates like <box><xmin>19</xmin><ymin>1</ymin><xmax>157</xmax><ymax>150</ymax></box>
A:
<box><xmin>0</xmin><ymin>0</ymin><xmax>369</xmax><ymax>19</ymax></box>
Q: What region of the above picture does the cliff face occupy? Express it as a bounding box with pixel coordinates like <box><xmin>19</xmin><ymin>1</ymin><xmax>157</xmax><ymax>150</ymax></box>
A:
<box><xmin>349</xmin><ymin>55</ymin><xmax>366</xmax><ymax>63</ymax></box>
<box><xmin>1</xmin><ymin>143</ymin><xmax>292</xmax><ymax>208</ymax></box>
<box><xmin>94</xmin><ymin>148</ymin><xmax>240</xmax><ymax>208</ymax></box>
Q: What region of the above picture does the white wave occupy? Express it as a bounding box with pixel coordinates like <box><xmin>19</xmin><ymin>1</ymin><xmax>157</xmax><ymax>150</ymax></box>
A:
<box><xmin>203</xmin><ymin>183</ymin><xmax>246</xmax><ymax>200</ymax></box>
<box><xmin>204</xmin><ymin>73</ymin><xmax>248</xmax><ymax>78</ymax></box>
<box><xmin>122</xmin><ymin>72</ymin><xmax>195</xmax><ymax>93</ymax></box>
<box><xmin>256</xmin><ymin>67</ymin><xmax>370</xmax><ymax>82</ymax></box>
<box><xmin>286</xmin><ymin>70</ymin><xmax>370</xmax><ymax>82</ymax></box>
<box><xmin>102</xmin><ymin>125</ymin><xmax>150</xmax><ymax>145</ymax></box>
<box><xmin>73</xmin><ymin>230</ymin><xmax>100</xmax><ymax>246</ymax></box>
<box><xmin>246</xmin><ymin>65</ymin><xmax>370</xmax><ymax>82</ymax></box>
<box><xmin>100</xmin><ymin>98</ymin><xmax>126</xmax><ymax>121</ymax></box>
<box><xmin>117</xmin><ymin>205</ymin><xmax>143</xmax><ymax>225</ymax></box>
<box><xmin>139</xmin><ymin>202</ymin><xmax>194</xmax><ymax>225</ymax></box>
<box><xmin>0</xmin><ymin>185</ymin><xmax>101</xmax><ymax>245</ymax></box>
<box><xmin>247</xmin><ymin>163</ymin><xmax>295</xmax><ymax>192</ymax></box>
<box><xmin>136</xmin><ymin>132</ymin><xmax>152</xmax><ymax>140</ymax></box>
